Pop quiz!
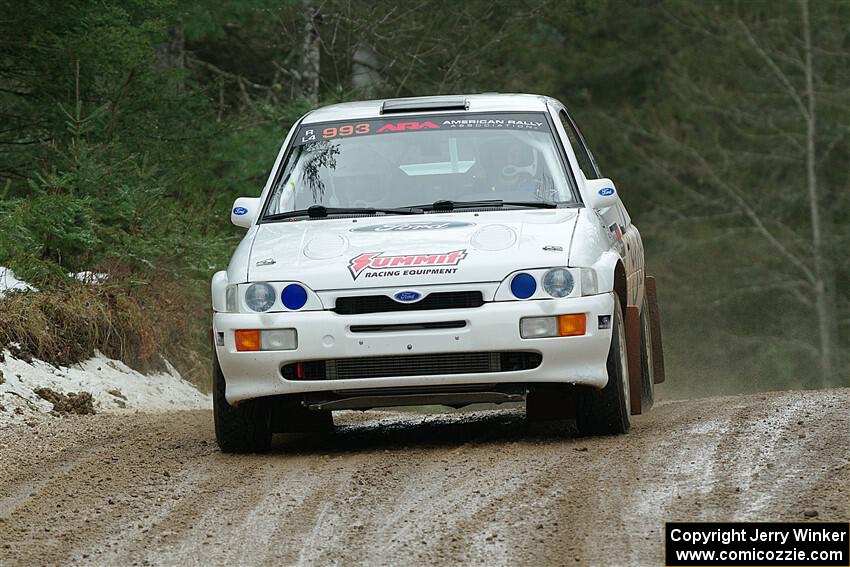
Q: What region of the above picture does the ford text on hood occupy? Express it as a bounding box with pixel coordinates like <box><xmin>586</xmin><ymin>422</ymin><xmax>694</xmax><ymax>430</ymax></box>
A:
<box><xmin>210</xmin><ymin>94</ymin><xmax>664</xmax><ymax>453</ymax></box>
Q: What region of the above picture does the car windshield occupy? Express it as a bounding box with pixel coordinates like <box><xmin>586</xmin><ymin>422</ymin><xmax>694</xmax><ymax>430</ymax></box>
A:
<box><xmin>263</xmin><ymin>112</ymin><xmax>576</xmax><ymax>218</ymax></box>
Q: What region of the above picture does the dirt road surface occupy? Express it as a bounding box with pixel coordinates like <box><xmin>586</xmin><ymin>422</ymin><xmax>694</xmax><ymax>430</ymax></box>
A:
<box><xmin>1</xmin><ymin>388</ymin><xmax>848</xmax><ymax>566</ymax></box>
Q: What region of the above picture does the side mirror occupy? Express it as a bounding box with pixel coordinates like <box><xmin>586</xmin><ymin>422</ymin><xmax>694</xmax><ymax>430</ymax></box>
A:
<box><xmin>230</xmin><ymin>197</ymin><xmax>261</xmax><ymax>228</ymax></box>
<box><xmin>584</xmin><ymin>178</ymin><xmax>619</xmax><ymax>209</ymax></box>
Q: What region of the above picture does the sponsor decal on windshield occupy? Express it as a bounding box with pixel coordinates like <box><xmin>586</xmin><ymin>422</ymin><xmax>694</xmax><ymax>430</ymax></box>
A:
<box><xmin>441</xmin><ymin>118</ymin><xmax>544</xmax><ymax>129</ymax></box>
<box><xmin>350</xmin><ymin>222</ymin><xmax>474</xmax><ymax>232</ymax></box>
<box><xmin>296</xmin><ymin>113</ymin><xmax>550</xmax><ymax>144</ymax></box>
<box><xmin>377</xmin><ymin>121</ymin><xmax>438</xmax><ymax>132</ymax></box>
<box><xmin>348</xmin><ymin>250</ymin><xmax>467</xmax><ymax>280</ymax></box>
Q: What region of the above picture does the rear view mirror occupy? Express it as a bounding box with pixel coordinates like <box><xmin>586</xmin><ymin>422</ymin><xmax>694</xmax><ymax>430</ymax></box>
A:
<box><xmin>231</xmin><ymin>197</ymin><xmax>261</xmax><ymax>228</ymax></box>
<box><xmin>584</xmin><ymin>178</ymin><xmax>619</xmax><ymax>209</ymax></box>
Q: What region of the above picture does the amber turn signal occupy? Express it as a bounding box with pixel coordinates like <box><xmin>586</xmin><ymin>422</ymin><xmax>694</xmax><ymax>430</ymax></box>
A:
<box><xmin>557</xmin><ymin>314</ymin><xmax>586</xmax><ymax>337</ymax></box>
<box><xmin>235</xmin><ymin>329</ymin><xmax>261</xmax><ymax>352</ymax></box>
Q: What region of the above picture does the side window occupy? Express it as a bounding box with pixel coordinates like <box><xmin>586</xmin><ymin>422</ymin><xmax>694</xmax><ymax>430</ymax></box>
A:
<box><xmin>559</xmin><ymin>110</ymin><xmax>599</xmax><ymax>180</ymax></box>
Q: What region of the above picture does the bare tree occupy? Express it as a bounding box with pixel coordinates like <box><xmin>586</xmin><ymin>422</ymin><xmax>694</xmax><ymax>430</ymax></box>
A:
<box><xmin>627</xmin><ymin>0</ymin><xmax>847</xmax><ymax>385</ymax></box>
<box><xmin>301</xmin><ymin>0</ymin><xmax>321</xmax><ymax>105</ymax></box>
<box><xmin>798</xmin><ymin>0</ymin><xmax>837</xmax><ymax>382</ymax></box>
<box><xmin>351</xmin><ymin>43</ymin><xmax>382</xmax><ymax>94</ymax></box>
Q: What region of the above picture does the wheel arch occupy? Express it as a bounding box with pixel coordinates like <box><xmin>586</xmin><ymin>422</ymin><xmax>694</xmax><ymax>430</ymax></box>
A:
<box><xmin>592</xmin><ymin>251</ymin><xmax>628</xmax><ymax>315</ymax></box>
<box><xmin>613</xmin><ymin>262</ymin><xmax>627</xmax><ymax>314</ymax></box>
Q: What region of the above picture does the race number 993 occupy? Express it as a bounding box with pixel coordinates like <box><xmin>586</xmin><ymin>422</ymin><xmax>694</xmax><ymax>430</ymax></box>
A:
<box><xmin>323</xmin><ymin>123</ymin><xmax>369</xmax><ymax>138</ymax></box>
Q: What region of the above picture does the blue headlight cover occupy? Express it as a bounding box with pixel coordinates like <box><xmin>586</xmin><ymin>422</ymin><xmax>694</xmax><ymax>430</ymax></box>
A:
<box><xmin>281</xmin><ymin>284</ymin><xmax>308</xmax><ymax>310</ymax></box>
<box><xmin>510</xmin><ymin>273</ymin><xmax>537</xmax><ymax>299</ymax></box>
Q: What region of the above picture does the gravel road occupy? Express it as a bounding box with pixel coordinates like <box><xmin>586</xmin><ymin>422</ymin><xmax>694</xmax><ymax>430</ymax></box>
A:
<box><xmin>1</xmin><ymin>388</ymin><xmax>848</xmax><ymax>566</ymax></box>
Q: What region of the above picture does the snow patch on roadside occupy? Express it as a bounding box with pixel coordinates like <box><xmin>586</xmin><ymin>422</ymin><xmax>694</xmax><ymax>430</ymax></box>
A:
<box><xmin>0</xmin><ymin>350</ymin><xmax>210</xmax><ymax>425</ymax></box>
<box><xmin>69</xmin><ymin>271</ymin><xmax>110</xmax><ymax>284</ymax></box>
<box><xmin>0</xmin><ymin>266</ymin><xmax>38</xmax><ymax>298</ymax></box>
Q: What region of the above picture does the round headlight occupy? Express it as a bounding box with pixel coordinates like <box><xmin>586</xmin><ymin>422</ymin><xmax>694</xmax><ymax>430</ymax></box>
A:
<box><xmin>245</xmin><ymin>283</ymin><xmax>276</xmax><ymax>312</ymax></box>
<box><xmin>281</xmin><ymin>284</ymin><xmax>308</xmax><ymax>310</ymax></box>
<box><xmin>542</xmin><ymin>268</ymin><xmax>575</xmax><ymax>298</ymax></box>
<box><xmin>510</xmin><ymin>273</ymin><xmax>537</xmax><ymax>299</ymax></box>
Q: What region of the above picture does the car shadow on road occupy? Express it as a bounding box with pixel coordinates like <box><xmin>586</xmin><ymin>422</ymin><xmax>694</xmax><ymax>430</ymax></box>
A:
<box><xmin>267</xmin><ymin>407</ymin><xmax>587</xmax><ymax>455</ymax></box>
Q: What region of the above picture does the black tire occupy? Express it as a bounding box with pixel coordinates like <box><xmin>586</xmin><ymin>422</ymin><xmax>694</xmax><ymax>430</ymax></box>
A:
<box><xmin>213</xmin><ymin>350</ymin><xmax>272</xmax><ymax>453</ymax></box>
<box><xmin>639</xmin><ymin>305</ymin><xmax>655</xmax><ymax>411</ymax></box>
<box><xmin>576</xmin><ymin>294</ymin><xmax>631</xmax><ymax>435</ymax></box>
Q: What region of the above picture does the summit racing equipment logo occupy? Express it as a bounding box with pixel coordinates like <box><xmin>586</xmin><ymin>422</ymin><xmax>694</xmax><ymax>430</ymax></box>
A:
<box><xmin>348</xmin><ymin>250</ymin><xmax>467</xmax><ymax>280</ymax></box>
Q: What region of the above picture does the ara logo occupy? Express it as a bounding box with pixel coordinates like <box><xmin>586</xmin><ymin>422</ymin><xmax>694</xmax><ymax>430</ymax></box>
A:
<box><xmin>232</xmin><ymin>206</ymin><xmax>249</xmax><ymax>216</ymax></box>
<box><xmin>377</xmin><ymin>121</ymin><xmax>439</xmax><ymax>133</ymax></box>
<box><xmin>597</xmin><ymin>187</ymin><xmax>615</xmax><ymax>197</ymax></box>
<box><xmin>393</xmin><ymin>290</ymin><xmax>422</xmax><ymax>303</ymax></box>
<box><xmin>348</xmin><ymin>250</ymin><xmax>467</xmax><ymax>279</ymax></box>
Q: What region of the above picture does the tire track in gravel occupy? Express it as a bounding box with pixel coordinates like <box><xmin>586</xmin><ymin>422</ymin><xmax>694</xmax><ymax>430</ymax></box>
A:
<box><xmin>0</xmin><ymin>445</ymin><xmax>101</xmax><ymax>519</ymax></box>
<box><xmin>0</xmin><ymin>412</ymin><xmax>217</xmax><ymax>566</ymax></box>
<box><xmin>86</xmin><ymin>455</ymin><xmax>268</xmax><ymax>566</ymax></box>
<box><xmin>0</xmin><ymin>390</ymin><xmax>847</xmax><ymax>567</ymax></box>
<box><xmin>285</xmin><ymin>411</ymin><xmax>555</xmax><ymax>566</ymax></box>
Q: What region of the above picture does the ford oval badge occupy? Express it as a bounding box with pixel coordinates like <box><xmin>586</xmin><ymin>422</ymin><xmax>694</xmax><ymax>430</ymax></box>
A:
<box><xmin>393</xmin><ymin>291</ymin><xmax>422</xmax><ymax>303</ymax></box>
<box><xmin>233</xmin><ymin>206</ymin><xmax>249</xmax><ymax>216</ymax></box>
<box><xmin>598</xmin><ymin>187</ymin><xmax>615</xmax><ymax>197</ymax></box>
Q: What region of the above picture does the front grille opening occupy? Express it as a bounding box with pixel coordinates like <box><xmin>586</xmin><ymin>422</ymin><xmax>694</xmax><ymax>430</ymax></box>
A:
<box><xmin>501</xmin><ymin>351</ymin><xmax>542</xmax><ymax>372</ymax></box>
<box><xmin>281</xmin><ymin>351</ymin><xmax>541</xmax><ymax>381</ymax></box>
<box><xmin>333</xmin><ymin>291</ymin><xmax>484</xmax><ymax>315</ymax></box>
<box><xmin>350</xmin><ymin>320</ymin><xmax>466</xmax><ymax>333</ymax></box>
<box><xmin>281</xmin><ymin>361</ymin><xmax>325</xmax><ymax>380</ymax></box>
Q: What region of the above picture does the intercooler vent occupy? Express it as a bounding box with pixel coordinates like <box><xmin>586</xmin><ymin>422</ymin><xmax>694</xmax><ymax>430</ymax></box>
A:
<box><xmin>349</xmin><ymin>320</ymin><xmax>466</xmax><ymax>333</ymax></box>
<box><xmin>281</xmin><ymin>351</ymin><xmax>541</xmax><ymax>381</ymax></box>
<box><xmin>333</xmin><ymin>291</ymin><xmax>484</xmax><ymax>315</ymax></box>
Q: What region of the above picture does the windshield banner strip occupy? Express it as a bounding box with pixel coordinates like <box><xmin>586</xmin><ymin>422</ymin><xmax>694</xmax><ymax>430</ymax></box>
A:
<box><xmin>295</xmin><ymin>113</ymin><xmax>550</xmax><ymax>145</ymax></box>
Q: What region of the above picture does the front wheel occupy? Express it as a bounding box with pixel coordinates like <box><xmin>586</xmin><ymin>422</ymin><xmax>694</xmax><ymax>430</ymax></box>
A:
<box><xmin>213</xmin><ymin>350</ymin><xmax>272</xmax><ymax>453</ymax></box>
<box><xmin>576</xmin><ymin>294</ymin><xmax>631</xmax><ymax>435</ymax></box>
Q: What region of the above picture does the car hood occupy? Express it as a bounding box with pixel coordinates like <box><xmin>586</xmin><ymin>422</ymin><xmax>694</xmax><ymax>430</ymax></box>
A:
<box><xmin>246</xmin><ymin>210</ymin><xmax>580</xmax><ymax>290</ymax></box>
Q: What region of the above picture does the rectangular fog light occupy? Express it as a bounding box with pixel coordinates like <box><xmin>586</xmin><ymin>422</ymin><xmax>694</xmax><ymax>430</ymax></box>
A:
<box><xmin>520</xmin><ymin>314</ymin><xmax>587</xmax><ymax>339</ymax></box>
<box><xmin>520</xmin><ymin>316</ymin><xmax>558</xmax><ymax>338</ymax></box>
<box><xmin>260</xmin><ymin>329</ymin><xmax>298</xmax><ymax>351</ymax></box>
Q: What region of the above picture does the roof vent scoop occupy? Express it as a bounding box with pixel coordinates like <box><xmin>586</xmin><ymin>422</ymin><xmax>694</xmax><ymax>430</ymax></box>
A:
<box><xmin>380</xmin><ymin>96</ymin><xmax>469</xmax><ymax>114</ymax></box>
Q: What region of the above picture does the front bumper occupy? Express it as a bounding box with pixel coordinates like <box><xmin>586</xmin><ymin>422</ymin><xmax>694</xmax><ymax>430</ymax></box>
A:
<box><xmin>213</xmin><ymin>292</ymin><xmax>615</xmax><ymax>404</ymax></box>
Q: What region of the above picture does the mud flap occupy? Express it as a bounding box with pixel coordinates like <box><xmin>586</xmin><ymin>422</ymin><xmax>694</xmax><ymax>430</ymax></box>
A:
<box><xmin>645</xmin><ymin>276</ymin><xmax>666</xmax><ymax>384</ymax></box>
<box><xmin>625</xmin><ymin>305</ymin><xmax>642</xmax><ymax>415</ymax></box>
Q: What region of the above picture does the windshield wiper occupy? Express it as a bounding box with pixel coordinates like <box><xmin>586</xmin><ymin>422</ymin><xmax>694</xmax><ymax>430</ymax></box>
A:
<box><xmin>412</xmin><ymin>199</ymin><xmax>561</xmax><ymax>211</ymax></box>
<box><xmin>264</xmin><ymin>204</ymin><xmax>423</xmax><ymax>221</ymax></box>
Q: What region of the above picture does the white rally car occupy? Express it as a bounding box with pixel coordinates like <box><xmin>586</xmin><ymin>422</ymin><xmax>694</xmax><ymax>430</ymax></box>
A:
<box><xmin>211</xmin><ymin>94</ymin><xmax>665</xmax><ymax>453</ymax></box>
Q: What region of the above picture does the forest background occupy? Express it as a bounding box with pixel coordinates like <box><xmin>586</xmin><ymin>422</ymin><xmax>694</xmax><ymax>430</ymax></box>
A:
<box><xmin>1</xmin><ymin>0</ymin><xmax>847</xmax><ymax>396</ymax></box>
